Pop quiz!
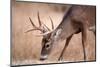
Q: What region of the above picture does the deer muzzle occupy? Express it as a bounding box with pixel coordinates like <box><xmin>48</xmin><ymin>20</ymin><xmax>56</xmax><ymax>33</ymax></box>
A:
<box><xmin>40</xmin><ymin>55</ymin><xmax>48</xmax><ymax>60</ymax></box>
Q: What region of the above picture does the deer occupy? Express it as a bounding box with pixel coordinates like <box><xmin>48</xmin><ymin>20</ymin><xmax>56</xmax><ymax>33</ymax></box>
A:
<box><xmin>26</xmin><ymin>5</ymin><xmax>96</xmax><ymax>61</ymax></box>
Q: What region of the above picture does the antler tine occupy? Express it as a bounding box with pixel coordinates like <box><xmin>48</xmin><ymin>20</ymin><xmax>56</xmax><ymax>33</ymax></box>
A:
<box><xmin>29</xmin><ymin>17</ymin><xmax>37</xmax><ymax>28</ymax></box>
<box><xmin>27</xmin><ymin>17</ymin><xmax>43</xmax><ymax>33</ymax></box>
<box><xmin>25</xmin><ymin>28</ymin><xmax>43</xmax><ymax>33</ymax></box>
<box><xmin>34</xmin><ymin>30</ymin><xmax>53</xmax><ymax>36</ymax></box>
<box><xmin>37</xmin><ymin>11</ymin><xmax>51</xmax><ymax>31</ymax></box>
<box><xmin>37</xmin><ymin>11</ymin><xmax>42</xmax><ymax>26</ymax></box>
<box><xmin>42</xmin><ymin>22</ymin><xmax>51</xmax><ymax>31</ymax></box>
<box><xmin>49</xmin><ymin>16</ymin><xmax>54</xmax><ymax>30</ymax></box>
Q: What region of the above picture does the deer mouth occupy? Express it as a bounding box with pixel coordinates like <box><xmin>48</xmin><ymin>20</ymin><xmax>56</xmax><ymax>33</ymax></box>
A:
<box><xmin>40</xmin><ymin>55</ymin><xmax>48</xmax><ymax>61</ymax></box>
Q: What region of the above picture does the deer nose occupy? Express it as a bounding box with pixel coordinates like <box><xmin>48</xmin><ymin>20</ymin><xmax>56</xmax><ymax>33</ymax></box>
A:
<box><xmin>40</xmin><ymin>55</ymin><xmax>47</xmax><ymax>61</ymax></box>
<box><xmin>40</xmin><ymin>58</ymin><xmax>46</xmax><ymax>61</ymax></box>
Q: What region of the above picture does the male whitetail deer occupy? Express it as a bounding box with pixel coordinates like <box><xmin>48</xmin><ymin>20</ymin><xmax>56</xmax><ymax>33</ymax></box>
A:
<box><xmin>26</xmin><ymin>5</ymin><xmax>96</xmax><ymax>61</ymax></box>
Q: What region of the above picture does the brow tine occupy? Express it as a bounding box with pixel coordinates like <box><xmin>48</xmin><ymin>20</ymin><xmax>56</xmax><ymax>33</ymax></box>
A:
<box><xmin>49</xmin><ymin>16</ymin><xmax>54</xmax><ymax>30</ymax></box>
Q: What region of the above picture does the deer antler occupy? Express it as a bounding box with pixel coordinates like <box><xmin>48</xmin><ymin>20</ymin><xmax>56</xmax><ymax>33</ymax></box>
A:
<box><xmin>34</xmin><ymin>16</ymin><xmax>55</xmax><ymax>36</ymax></box>
<box><xmin>26</xmin><ymin>12</ymin><xmax>51</xmax><ymax>34</ymax></box>
<box><xmin>49</xmin><ymin>16</ymin><xmax>54</xmax><ymax>30</ymax></box>
<box><xmin>25</xmin><ymin>11</ymin><xmax>55</xmax><ymax>36</ymax></box>
<box><xmin>25</xmin><ymin>17</ymin><xmax>43</xmax><ymax>33</ymax></box>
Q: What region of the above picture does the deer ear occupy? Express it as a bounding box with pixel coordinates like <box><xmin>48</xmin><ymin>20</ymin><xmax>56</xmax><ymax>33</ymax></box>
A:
<box><xmin>54</xmin><ymin>28</ymin><xmax>62</xmax><ymax>39</ymax></box>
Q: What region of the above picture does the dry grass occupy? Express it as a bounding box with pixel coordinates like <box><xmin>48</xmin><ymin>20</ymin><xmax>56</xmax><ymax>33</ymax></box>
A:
<box><xmin>12</xmin><ymin>1</ymin><xmax>96</xmax><ymax>65</ymax></box>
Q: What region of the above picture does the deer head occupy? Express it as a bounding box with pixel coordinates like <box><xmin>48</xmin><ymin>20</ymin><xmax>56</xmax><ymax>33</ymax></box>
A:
<box><xmin>26</xmin><ymin>12</ymin><xmax>57</xmax><ymax>60</ymax></box>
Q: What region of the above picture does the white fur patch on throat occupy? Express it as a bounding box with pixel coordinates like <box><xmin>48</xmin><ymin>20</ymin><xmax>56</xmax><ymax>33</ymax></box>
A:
<box><xmin>54</xmin><ymin>28</ymin><xmax>62</xmax><ymax>39</ymax></box>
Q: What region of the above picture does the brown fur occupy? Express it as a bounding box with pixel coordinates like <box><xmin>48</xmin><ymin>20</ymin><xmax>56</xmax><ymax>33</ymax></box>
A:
<box><xmin>40</xmin><ymin>5</ymin><xmax>96</xmax><ymax>61</ymax></box>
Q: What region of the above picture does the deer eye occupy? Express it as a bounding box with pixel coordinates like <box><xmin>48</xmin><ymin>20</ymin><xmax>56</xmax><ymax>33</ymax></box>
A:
<box><xmin>45</xmin><ymin>44</ymin><xmax>50</xmax><ymax>48</ymax></box>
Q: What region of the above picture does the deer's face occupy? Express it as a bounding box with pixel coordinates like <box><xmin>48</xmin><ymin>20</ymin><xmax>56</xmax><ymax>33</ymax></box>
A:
<box><xmin>40</xmin><ymin>33</ymin><xmax>53</xmax><ymax>60</ymax></box>
<box><xmin>40</xmin><ymin>28</ymin><xmax>62</xmax><ymax>60</ymax></box>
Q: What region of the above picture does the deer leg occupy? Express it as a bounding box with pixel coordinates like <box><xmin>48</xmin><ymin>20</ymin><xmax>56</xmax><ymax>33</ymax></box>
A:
<box><xmin>58</xmin><ymin>35</ymin><xmax>73</xmax><ymax>61</ymax></box>
<box><xmin>81</xmin><ymin>25</ymin><xmax>87</xmax><ymax>61</ymax></box>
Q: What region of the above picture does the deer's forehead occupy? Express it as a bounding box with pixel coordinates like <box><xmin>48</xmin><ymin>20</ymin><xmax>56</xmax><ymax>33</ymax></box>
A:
<box><xmin>42</xmin><ymin>36</ymin><xmax>51</xmax><ymax>42</ymax></box>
